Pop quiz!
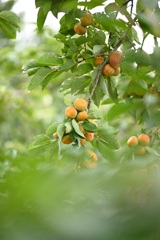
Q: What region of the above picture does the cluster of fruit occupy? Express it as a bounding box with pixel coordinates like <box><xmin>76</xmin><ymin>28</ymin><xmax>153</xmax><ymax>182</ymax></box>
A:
<box><xmin>127</xmin><ymin>133</ymin><xmax>150</xmax><ymax>155</ymax></box>
<box><xmin>53</xmin><ymin>98</ymin><xmax>98</xmax><ymax>168</ymax></box>
<box><xmin>74</xmin><ymin>12</ymin><xmax>93</xmax><ymax>35</ymax></box>
<box><xmin>93</xmin><ymin>50</ymin><xmax>122</xmax><ymax>77</ymax></box>
<box><xmin>102</xmin><ymin>50</ymin><xmax>122</xmax><ymax>77</ymax></box>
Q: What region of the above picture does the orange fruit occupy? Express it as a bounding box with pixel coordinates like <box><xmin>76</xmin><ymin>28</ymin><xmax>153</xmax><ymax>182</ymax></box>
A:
<box><xmin>74</xmin><ymin>98</ymin><xmax>87</xmax><ymax>111</ymax></box>
<box><xmin>80</xmin><ymin>12</ymin><xmax>93</xmax><ymax>26</ymax></box>
<box><xmin>74</xmin><ymin>23</ymin><xmax>86</xmax><ymax>35</ymax></box>
<box><xmin>85</xmin><ymin>131</ymin><xmax>94</xmax><ymax>141</ymax></box>
<box><xmin>65</xmin><ymin>106</ymin><xmax>77</xmax><ymax>118</ymax></box>
<box><xmin>93</xmin><ymin>56</ymin><xmax>104</xmax><ymax>66</ymax></box>
<box><xmin>127</xmin><ymin>136</ymin><xmax>138</xmax><ymax>147</ymax></box>
<box><xmin>62</xmin><ymin>135</ymin><xmax>73</xmax><ymax>144</ymax></box>
<box><xmin>138</xmin><ymin>134</ymin><xmax>150</xmax><ymax>146</ymax></box>
<box><xmin>102</xmin><ymin>64</ymin><xmax>115</xmax><ymax>77</ymax></box>
<box><xmin>53</xmin><ymin>132</ymin><xmax>58</xmax><ymax>139</ymax></box>
<box><xmin>109</xmin><ymin>50</ymin><xmax>123</xmax><ymax>69</ymax></box>
<box><xmin>76</xmin><ymin>111</ymin><xmax>88</xmax><ymax>121</ymax></box>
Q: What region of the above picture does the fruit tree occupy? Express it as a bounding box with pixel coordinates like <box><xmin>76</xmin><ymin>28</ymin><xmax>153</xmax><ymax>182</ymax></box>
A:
<box><xmin>23</xmin><ymin>0</ymin><xmax>160</xmax><ymax>169</ymax></box>
<box><xmin>1</xmin><ymin>1</ymin><xmax>160</xmax><ymax>240</ymax></box>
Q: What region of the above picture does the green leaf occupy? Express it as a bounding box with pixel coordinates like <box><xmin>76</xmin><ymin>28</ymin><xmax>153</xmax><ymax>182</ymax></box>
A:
<box><xmin>96</xmin><ymin>128</ymin><xmax>119</xmax><ymax>150</ymax></box>
<box><xmin>97</xmin><ymin>140</ymin><xmax>117</xmax><ymax>161</ymax></box>
<box><xmin>51</xmin><ymin>0</ymin><xmax>78</xmax><ymax>17</ymax></box>
<box><xmin>77</xmin><ymin>63</ymin><xmax>93</xmax><ymax>75</ymax></box>
<box><xmin>81</xmin><ymin>120</ymin><xmax>97</xmax><ymax>133</ymax></box>
<box><xmin>72</xmin><ymin>119</ymin><xmax>85</xmax><ymax>138</ymax></box>
<box><xmin>57</xmin><ymin>123</ymin><xmax>65</xmax><ymax>141</ymax></box>
<box><xmin>28</xmin><ymin>134</ymin><xmax>51</xmax><ymax>150</ymax></box>
<box><xmin>0</xmin><ymin>10</ymin><xmax>20</xmax><ymax>39</ymax></box>
<box><xmin>22</xmin><ymin>60</ymin><xmax>42</xmax><ymax>76</ymax></box>
<box><xmin>93</xmin><ymin>13</ymin><xmax>126</xmax><ymax>33</ymax></box>
<box><xmin>28</xmin><ymin>67</ymin><xmax>55</xmax><ymax>90</ymax></box>
<box><xmin>44</xmin><ymin>140</ymin><xmax>59</xmax><ymax>161</ymax></box>
<box><xmin>71</xmin><ymin>75</ymin><xmax>92</xmax><ymax>95</ymax></box>
<box><xmin>107</xmin><ymin>102</ymin><xmax>131</xmax><ymax>121</ymax></box>
<box><xmin>105</xmin><ymin>3</ymin><xmax>118</xmax><ymax>18</ymax></box>
<box><xmin>37</xmin><ymin>0</ymin><xmax>52</xmax><ymax>31</ymax></box>
<box><xmin>37</xmin><ymin>53</ymin><xmax>63</xmax><ymax>66</ymax></box>
<box><xmin>78</xmin><ymin>0</ymin><xmax>106</xmax><ymax>9</ymax></box>
<box><xmin>136</xmin><ymin>0</ymin><xmax>160</xmax><ymax>36</ymax></box>
<box><xmin>145</xmin><ymin>146</ymin><xmax>160</xmax><ymax>156</ymax></box>
<box><xmin>35</xmin><ymin>0</ymin><xmax>43</xmax><ymax>8</ymax></box>
<box><xmin>37</xmin><ymin>7</ymin><xmax>47</xmax><ymax>31</ymax></box>
<box><xmin>92</xmin><ymin>83</ymin><xmax>105</xmax><ymax>107</ymax></box>
<box><xmin>90</xmin><ymin>30</ymin><xmax>106</xmax><ymax>45</ymax></box>
<box><xmin>64</xmin><ymin>121</ymin><xmax>73</xmax><ymax>134</ymax></box>
<box><xmin>46</xmin><ymin>122</ymin><xmax>59</xmax><ymax>135</ymax></box>
<box><xmin>60</xmin><ymin>59</ymin><xmax>76</xmax><ymax>71</ymax></box>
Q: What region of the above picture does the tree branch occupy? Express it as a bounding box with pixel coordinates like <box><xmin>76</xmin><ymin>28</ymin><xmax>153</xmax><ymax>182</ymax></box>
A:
<box><xmin>87</xmin><ymin>58</ymin><xmax>109</xmax><ymax>109</ymax></box>
<box><xmin>87</xmin><ymin>26</ymin><xmax>132</xmax><ymax>110</ymax></box>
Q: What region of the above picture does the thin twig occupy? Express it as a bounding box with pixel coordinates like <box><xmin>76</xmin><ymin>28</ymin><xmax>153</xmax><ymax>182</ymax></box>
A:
<box><xmin>154</xmin><ymin>36</ymin><xmax>158</xmax><ymax>48</ymax></box>
<box><xmin>87</xmin><ymin>58</ymin><xmax>109</xmax><ymax>109</ymax></box>
<box><xmin>130</xmin><ymin>0</ymin><xmax>134</xmax><ymax>15</ymax></box>
<box><xmin>114</xmin><ymin>26</ymin><xmax>132</xmax><ymax>50</ymax></box>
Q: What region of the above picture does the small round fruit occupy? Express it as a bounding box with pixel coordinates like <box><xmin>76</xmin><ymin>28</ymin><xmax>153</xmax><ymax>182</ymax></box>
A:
<box><xmin>85</xmin><ymin>131</ymin><xmax>94</xmax><ymax>141</ymax></box>
<box><xmin>136</xmin><ymin>146</ymin><xmax>146</xmax><ymax>155</ymax></box>
<box><xmin>127</xmin><ymin>136</ymin><xmax>138</xmax><ymax>148</ymax></box>
<box><xmin>109</xmin><ymin>50</ymin><xmax>123</xmax><ymax>69</ymax></box>
<box><xmin>102</xmin><ymin>64</ymin><xmax>115</xmax><ymax>77</ymax></box>
<box><xmin>80</xmin><ymin>138</ymin><xmax>86</xmax><ymax>145</ymax></box>
<box><xmin>74</xmin><ymin>23</ymin><xmax>86</xmax><ymax>35</ymax></box>
<box><xmin>93</xmin><ymin>56</ymin><xmax>104</xmax><ymax>66</ymax></box>
<box><xmin>138</xmin><ymin>134</ymin><xmax>150</xmax><ymax>146</ymax></box>
<box><xmin>80</xmin><ymin>12</ymin><xmax>93</xmax><ymax>26</ymax></box>
<box><xmin>74</xmin><ymin>98</ymin><xmax>87</xmax><ymax>111</ymax></box>
<box><xmin>65</xmin><ymin>106</ymin><xmax>77</xmax><ymax>118</ymax></box>
<box><xmin>76</xmin><ymin>111</ymin><xmax>88</xmax><ymax>121</ymax></box>
<box><xmin>88</xmin><ymin>149</ymin><xmax>98</xmax><ymax>161</ymax></box>
<box><xmin>53</xmin><ymin>132</ymin><xmax>58</xmax><ymax>139</ymax></box>
<box><xmin>62</xmin><ymin>135</ymin><xmax>73</xmax><ymax>144</ymax></box>
<box><xmin>113</xmin><ymin>67</ymin><xmax>120</xmax><ymax>76</ymax></box>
